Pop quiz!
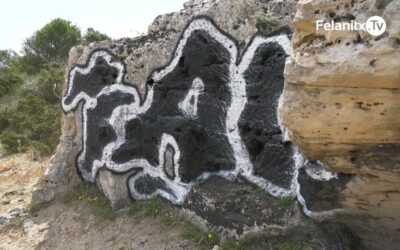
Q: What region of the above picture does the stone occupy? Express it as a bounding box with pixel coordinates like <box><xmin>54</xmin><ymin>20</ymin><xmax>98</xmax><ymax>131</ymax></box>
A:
<box><xmin>97</xmin><ymin>170</ymin><xmax>137</xmax><ymax>210</ymax></box>
<box><xmin>60</xmin><ymin>16</ymin><xmax>301</xmax><ymax>207</ymax></box>
<box><xmin>33</xmin><ymin>0</ymin><xmax>400</xmax><ymax>247</ymax></box>
<box><xmin>9</xmin><ymin>208</ymin><xmax>21</xmax><ymax>218</ymax></box>
<box><xmin>33</xmin><ymin>0</ymin><xmax>297</xmax><ymax>209</ymax></box>
<box><xmin>182</xmin><ymin>176</ymin><xmax>300</xmax><ymax>238</ymax></box>
<box><xmin>0</xmin><ymin>216</ymin><xmax>7</xmax><ymax>229</ymax></box>
<box><xmin>280</xmin><ymin>0</ymin><xmax>400</xmax><ymax>248</ymax></box>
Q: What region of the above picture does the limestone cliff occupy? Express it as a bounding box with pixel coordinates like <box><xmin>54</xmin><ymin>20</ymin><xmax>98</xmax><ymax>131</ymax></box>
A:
<box><xmin>280</xmin><ymin>0</ymin><xmax>400</xmax><ymax>248</ymax></box>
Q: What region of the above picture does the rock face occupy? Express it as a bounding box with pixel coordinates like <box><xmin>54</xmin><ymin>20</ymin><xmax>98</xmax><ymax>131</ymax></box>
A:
<box><xmin>37</xmin><ymin>0</ymin><xmax>307</xmax><ymax>218</ymax></box>
<box><xmin>280</xmin><ymin>0</ymin><xmax>400</xmax><ymax>248</ymax></box>
<box><xmin>34</xmin><ymin>0</ymin><xmax>399</xmax><ymax>248</ymax></box>
<box><xmin>59</xmin><ymin>16</ymin><xmax>299</xmax><ymax>208</ymax></box>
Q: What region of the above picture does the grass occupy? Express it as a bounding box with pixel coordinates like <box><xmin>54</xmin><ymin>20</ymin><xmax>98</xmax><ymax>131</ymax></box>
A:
<box><xmin>24</xmin><ymin>203</ymin><xmax>40</xmax><ymax>215</ymax></box>
<box><xmin>128</xmin><ymin>199</ymin><xmax>220</xmax><ymax>249</ymax></box>
<box><xmin>218</xmin><ymin>238</ymin><xmax>309</xmax><ymax>250</ymax></box>
<box><xmin>128</xmin><ymin>198</ymin><xmax>177</xmax><ymax>227</ymax></box>
<box><xmin>275</xmin><ymin>242</ymin><xmax>309</xmax><ymax>250</ymax></box>
<box><xmin>255</xmin><ymin>188</ymin><xmax>265</xmax><ymax>197</ymax></box>
<box><xmin>279</xmin><ymin>196</ymin><xmax>295</xmax><ymax>208</ymax></box>
<box><xmin>144</xmin><ymin>199</ymin><xmax>163</xmax><ymax>217</ymax></box>
<box><xmin>63</xmin><ymin>183</ymin><xmax>116</xmax><ymax>221</ymax></box>
<box><xmin>220</xmin><ymin>240</ymin><xmax>250</xmax><ymax>250</ymax></box>
<box><xmin>182</xmin><ymin>224</ymin><xmax>220</xmax><ymax>249</ymax></box>
<box><xmin>62</xmin><ymin>185</ymin><xmax>310</xmax><ymax>250</ymax></box>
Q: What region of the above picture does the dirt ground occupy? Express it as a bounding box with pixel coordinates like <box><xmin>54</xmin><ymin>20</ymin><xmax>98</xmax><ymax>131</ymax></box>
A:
<box><xmin>0</xmin><ymin>154</ymin><xmax>199</xmax><ymax>250</ymax></box>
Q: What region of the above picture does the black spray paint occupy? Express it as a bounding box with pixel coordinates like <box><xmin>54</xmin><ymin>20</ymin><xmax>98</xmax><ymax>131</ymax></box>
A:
<box><xmin>62</xmin><ymin>17</ymin><xmax>351</xmax><ymax>217</ymax></box>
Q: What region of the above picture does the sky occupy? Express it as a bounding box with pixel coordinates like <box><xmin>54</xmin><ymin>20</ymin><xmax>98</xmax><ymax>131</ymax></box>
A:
<box><xmin>0</xmin><ymin>0</ymin><xmax>187</xmax><ymax>53</ymax></box>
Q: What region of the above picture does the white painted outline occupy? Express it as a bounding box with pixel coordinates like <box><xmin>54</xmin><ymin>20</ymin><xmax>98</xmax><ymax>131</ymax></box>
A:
<box><xmin>63</xmin><ymin>18</ymin><xmax>341</xmax><ymax>216</ymax></box>
<box><xmin>178</xmin><ymin>77</ymin><xmax>204</xmax><ymax>118</ymax></box>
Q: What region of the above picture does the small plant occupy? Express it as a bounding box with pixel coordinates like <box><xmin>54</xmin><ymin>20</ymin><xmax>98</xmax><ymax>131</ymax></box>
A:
<box><xmin>128</xmin><ymin>202</ymin><xmax>143</xmax><ymax>221</ymax></box>
<box><xmin>255</xmin><ymin>188</ymin><xmax>265</xmax><ymax>197</ymax></box>
<box><xmin>277</xmin><ymin>242</ymin><xmax>309</xmax><ymax>250</ymax></box>
<box><xmin>279</xmin><ymin>196</ymin><xmax>295</xmax><ymax>208</ymax></box>
<box><xmin>161</xmin><ymin>211</ymin><xmax>176</xmax><ymax>227</ymax></box>
<box><xmin>24</xmin><ymin>203</ymin><xmax>40</xmax><ymax>215</ymax></box>
<box><xmin>145</xmin><ymin>199</ymin><xmax>164</xmax><ymax>217</ymax></box>
<box><xmin>63</xmin><ymin>183</ymin><xmax>116</xmax><ymax>221</ymax></box>
<box><xmin>220</xmin><ymin>240</ymin><xmax>249</xmax><ymax>250</ymax></box>
<box><xmin>182</xmin><ymin>225</ymin><xmax>220</xmax><ymax>249</ymax></box>
<box><xmin>128</xmin><ymin>198</ymin><xmax>176</xmax><ymax>227</ymax></box>
<box><xmin>254</xmin><ymin>11</ymin><xmax>279</xmax><ymax>29</ymax></box>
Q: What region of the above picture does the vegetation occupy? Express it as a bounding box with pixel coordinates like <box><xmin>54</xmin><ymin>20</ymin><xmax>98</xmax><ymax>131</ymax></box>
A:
<box><xmin>220</xmin><ymin>240</ymin><xmax>250</xmax><ymax>250</ymax></box>
<box><xmin>128</xmin><ymin>199</ymin><xmax>220</xmax><ymax>248</ymax></box>
<box><xmin>276</xmin><ymin>242</ymin><xmax>309</xmax><ymax>250</ymax></box>
<box><xmin>23</xmin><ymin>18</ymin><xmax>81</xmax><ymax>62</ymax></box>
<box><xmin>182</xmin><ymin>225</ymin><xmax>220</xmax><ymax>249</ymax></box>
<box><xmin>24</xmin><ymin>202</ymin><xmax>40</xmax><ymax>215</ymax></box>
<box><xmin>128</xmin><ymin>198</ymin><xmax>177</xmax><ymax>227</ymax></box>
<box><xmin>63</xmin><ymin>189</ymin><xmax>314</xmax><ymax>250</ymax></box>
<box><xmin>82</xmin><ymin>28</ymin><xmax>111</xmax><ymax>45</ymax></box>
<box><xmin>64</xmin><ymin>183</ymin><xmax>116</xmax><ymax>221</ymax></box>
<box><xmin>0</xmin><ymin>18</ymin><xmax>110</xmax><ymax>157</ymax></box>
<box><xmin>254</xmin><ymin>11</ymin><xmax>279</xmax><ymax>34</ymax></box>
<box><xmin>279</xmin><ymin>196</ymin><xmax>296</xmax><ymax>208</ymax></box>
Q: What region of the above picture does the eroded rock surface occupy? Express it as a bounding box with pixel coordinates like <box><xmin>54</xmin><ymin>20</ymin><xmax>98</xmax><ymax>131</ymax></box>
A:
<box><xmin>280</xmin><ymin>0</ymin><xmax>400</xmax><ymax>248</ymax></box>
<box><xmin>35</xmin><ymin>0</ymin><xmax>297</xmax><ymax>208</ymax></box>
<box><xmin>33</xmin><ymin>0</ymin><xmax>400</xmax><ymax>248</ymax></box>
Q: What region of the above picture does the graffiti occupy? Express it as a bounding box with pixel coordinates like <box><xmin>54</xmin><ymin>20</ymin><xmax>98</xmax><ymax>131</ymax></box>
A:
<box><xmin>62</xmin><ymin>17</ymin><xmax>346</xmax><ymax>216</ymax></box>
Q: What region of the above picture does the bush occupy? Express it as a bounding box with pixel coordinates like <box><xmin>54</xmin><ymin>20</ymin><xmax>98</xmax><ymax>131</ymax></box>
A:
<box><xmin>0</xmin><ymin>70</ymin><xmax>24</xmax><ymax>99</ymax></box>
<box><xmin>0</xmin><ymin>94</ymin><xmax>61</xmax><ymax>156</ymax></box>
<box><xmin>0</xmin><ymin>131</ymin><xmax>25</xmax><ymax>153</ymax></box>
<box><xmin>37</xmin><ymin>62</ymin><xmax>64</xmax><ymax>103</ymax></box>
<box><xmin>17</xmin><ymin>54</ymin><xmax>45</xmax><ymax>75</ymax></box>
<box><xmin>82</xmin><ymin>28</ymin><xmax>110</xmax><ymax>45</ymax></box>
<box><xmin>24</xmin><ymin>203</ymin><xmax>40</xmax><ymax>215</ymax></box>
<box><xmin>0</xmin><ymin>18</ymin><xmax>110</xmax><ymax>158</ymax></box>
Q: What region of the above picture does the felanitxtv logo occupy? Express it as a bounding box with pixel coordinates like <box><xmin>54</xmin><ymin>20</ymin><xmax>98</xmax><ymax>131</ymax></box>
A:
<box><xmin>316</xmin><ymin>16</ymin><xmax>386</xmax><ymax>36</ymax></box>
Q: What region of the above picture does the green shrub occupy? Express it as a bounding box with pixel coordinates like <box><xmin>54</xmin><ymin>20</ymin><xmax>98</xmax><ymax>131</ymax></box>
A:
<box><xmin>82</xmin><ymin>28</ymin><xmax>111</xmax><ymax>45</ymax></box>
<box><xmin>0</xmin><ymin>70</ymin><xmax>24</xmax><ymax>99</ymax></box>
<box><xmin>0</xmin><ymin>94</ymin><xmax>61</xmax><ymax>156</ymax></box>
<box><xmin>0</xmin><ymin>130</ymin><xmax>26</xmax><ymax>153</ymax></box>
<box><xmin>37</xmin><ymin>62</ymin><xmax>64</xmax><ymax>103</ymax></box>
<box><xmin>279</xmin><ymin>196</ymin><xmax>295</xmax><ymax>208</ymax></box>
<box><xmin>0</xmin><ymin>19</ymin><xmax>112</xmax><ymax>158</ymax></box>
<box><xmin>24</xmin><ymin>203</ymin><xmax>40</xmax><ymax>215</ymax></box>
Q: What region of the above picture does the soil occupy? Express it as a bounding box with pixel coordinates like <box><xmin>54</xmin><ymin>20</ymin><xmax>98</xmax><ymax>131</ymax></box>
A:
<box><xmin>0</xmin><ymin>153</ymin><xmax>361</xmax><ymax>250</ymax></box>
<box><xmin>0</xmin><ymin>154</ymin><xmax>199</xmax><ymax>250</ymax></box>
